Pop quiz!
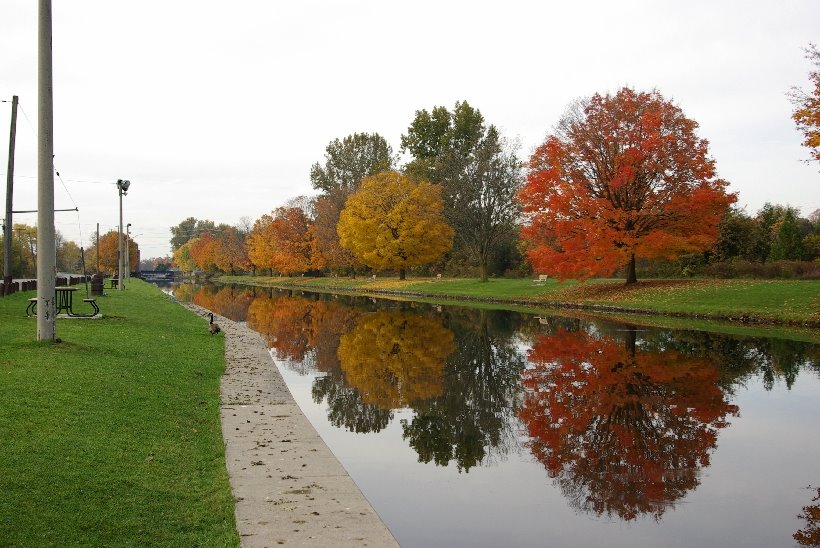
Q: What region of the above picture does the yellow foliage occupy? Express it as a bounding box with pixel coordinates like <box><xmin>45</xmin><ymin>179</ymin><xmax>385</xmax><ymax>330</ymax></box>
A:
<box><xmin>337</xmin><ymin>311</ymin><xmax>455</xmax><ymax>409</ymax></box>
<box><xmin>337</xmin><ymin>171</ymin><xmax>453</xmax><ymax>275</ymax></box>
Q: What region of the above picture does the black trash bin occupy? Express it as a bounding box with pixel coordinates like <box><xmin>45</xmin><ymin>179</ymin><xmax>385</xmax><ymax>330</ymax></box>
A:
<box><xmin>91</xmin><ymin>274</ymin><xmax>104</xmax><ymax>296</ymax></box>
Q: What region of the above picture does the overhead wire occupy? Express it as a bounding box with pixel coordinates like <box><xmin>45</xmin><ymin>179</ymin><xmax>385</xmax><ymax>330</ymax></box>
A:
<box><xmin>12</xmin><ymin>99</ymin><xmax>88</xmax><ymax>248</ymax></box>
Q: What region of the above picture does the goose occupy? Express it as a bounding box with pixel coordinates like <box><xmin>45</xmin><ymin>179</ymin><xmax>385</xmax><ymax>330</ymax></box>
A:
<box><xmin>207</xmin><ymin>312</ymin><xmax>221</xmax><ymax>335</ymax></box>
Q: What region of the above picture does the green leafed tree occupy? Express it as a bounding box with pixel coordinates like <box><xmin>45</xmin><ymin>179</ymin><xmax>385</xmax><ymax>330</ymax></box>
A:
<box><xmin>169</xmin><ymin>217</ymin><xmax>221</xmax><ymax>250</ymax></box>
<box><xmin>309</xmin><ymin>133</ymin><xmax>396</xmax><ymax>273</ymax></box>
<box><xmin>310</xmin><ymin>132</ymin><xmax>396</xmax><ymax>195</ymax></box>
<box><xmin>402</xmin><ymin>101</ymin><xmax>522</xmax><ymax>280</ymax></box>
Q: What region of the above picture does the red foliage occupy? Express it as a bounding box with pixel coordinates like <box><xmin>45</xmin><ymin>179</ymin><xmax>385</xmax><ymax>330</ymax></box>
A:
<box><xmin>518</xmin><ymin>328</ymin><xmax>738</xmax><ymax>520</ymax></box>
<box><xmin>519</xmin><ymin>88</ymin><xmax>735</xmax><ymax>281</ymax></box>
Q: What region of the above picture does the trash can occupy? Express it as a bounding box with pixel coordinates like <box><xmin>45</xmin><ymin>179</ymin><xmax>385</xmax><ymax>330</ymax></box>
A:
<box><xmin>91</xmin><ymin>274</ymin><xmax>104</xmax><ymax>296</ymax></box>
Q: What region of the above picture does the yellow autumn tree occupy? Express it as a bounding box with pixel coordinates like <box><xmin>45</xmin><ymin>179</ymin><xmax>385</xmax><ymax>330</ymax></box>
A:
<box><xmin>245</xmin><ymin>214</ymin><xmax>276</xmax><ymax>274</ymax></box>
<box><xmin>173</xmin><ymin>238</ymin><xmax>196</xmax><ymax>273</ymax></box>
<box><xmin>337</xmin><ymin>171</ymin><xmax>453</xmax><ymax>279</ymax></box>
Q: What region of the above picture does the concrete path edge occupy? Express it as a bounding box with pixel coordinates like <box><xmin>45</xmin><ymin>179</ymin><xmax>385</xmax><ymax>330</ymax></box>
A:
<box><xmin>181</xmin><ymin>302</ymin><xmax>400</xmax><ymax>548</ymax></box>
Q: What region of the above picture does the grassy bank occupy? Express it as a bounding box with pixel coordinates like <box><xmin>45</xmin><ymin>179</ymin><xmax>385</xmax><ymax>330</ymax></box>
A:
<box><xmin>0</xmin><ymin>281</ymin><xmax>238</xmax><ymax>546</ymax></box>
<box><xmin>218</xmin><ymin>275</ymin><xmax>820</xmax><ymax>326</ymax></box>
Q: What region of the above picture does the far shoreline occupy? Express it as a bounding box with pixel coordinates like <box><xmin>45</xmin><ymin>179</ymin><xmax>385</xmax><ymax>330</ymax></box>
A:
<box><xmin>210</xmin><ymin>275</ymin><xmax>820</xmax><ymax>331</ymax></box>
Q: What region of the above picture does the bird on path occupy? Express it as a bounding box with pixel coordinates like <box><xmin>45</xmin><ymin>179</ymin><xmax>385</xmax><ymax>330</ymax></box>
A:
<box><xmin>206</xmin><ymin>312</ymin><xmax>221</xmax><ymax>335</ymax></box>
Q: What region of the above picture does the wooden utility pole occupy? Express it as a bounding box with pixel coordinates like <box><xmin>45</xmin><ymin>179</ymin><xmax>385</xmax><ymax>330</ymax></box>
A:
<box><xmin>3</xmin><ymin>95</ymin><xmax>17</xmax><ymax>293</ymax></box>
<box><xmin>37</xmin><ymin>0</ymin><xmax>56</xmax><ymax>341</ymax></box>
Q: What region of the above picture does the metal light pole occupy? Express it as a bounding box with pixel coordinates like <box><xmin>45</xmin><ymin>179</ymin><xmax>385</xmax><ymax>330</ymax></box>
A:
<box><xmin>116</xmin><ymin>179</ymin><xmax>130</xmax><ymax>291</ymax></box>
<box><xmin>126</xmin><ymin>223</ymin><xmax>131</xmax><ymax>283</ymax></box>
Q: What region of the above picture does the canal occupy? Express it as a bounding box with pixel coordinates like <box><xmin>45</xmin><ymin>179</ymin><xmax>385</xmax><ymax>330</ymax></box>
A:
<box><xmin>173</xmin><ymin>283</ymin><xmax>820</xmax><ymax>548</ymax></box>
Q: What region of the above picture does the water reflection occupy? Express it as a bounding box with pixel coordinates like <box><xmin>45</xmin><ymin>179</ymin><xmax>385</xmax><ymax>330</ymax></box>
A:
<box><xmin>173</xmin><ymin>283</ymin><xmax>820</xmax><ymax>539</ymax></box>
<box><xmin>795</xmin><ymin>487</ymin><xmax>820</xmax><ymax>546</ymax></box>
<box><xmin>520</xmin><ymin>326</ymin><xmax>739</xmax><ymax>520</ymax></box>
<box><xmin>339</xmin><ymin>311</ymin><xmax>454</xmax><ymax>408</ymax></box>
<box><xmin>402</xmin><ymin>309</ymin><xmax>527</xmax><ymax>471</ymax></box>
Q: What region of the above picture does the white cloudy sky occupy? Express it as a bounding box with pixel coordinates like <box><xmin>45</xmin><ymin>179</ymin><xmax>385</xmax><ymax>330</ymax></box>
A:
<box><xmin>1</xmin><ymin>1</ymin><xmax>818</xmax><ymax>259</ymax></box>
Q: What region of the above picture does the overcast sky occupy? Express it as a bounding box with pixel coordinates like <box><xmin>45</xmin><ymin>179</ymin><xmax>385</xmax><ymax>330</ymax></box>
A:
<box><xmin>1</xmin><ymin>1</ymin><xmax>818</xmax><ymax>259</ymax></box>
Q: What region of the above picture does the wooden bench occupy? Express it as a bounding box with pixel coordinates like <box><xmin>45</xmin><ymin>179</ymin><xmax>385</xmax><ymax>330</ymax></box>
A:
<box><xmin>533</xmin><ymin>274</ymin><xmax>549</xmax><ymax>284</ymax></box>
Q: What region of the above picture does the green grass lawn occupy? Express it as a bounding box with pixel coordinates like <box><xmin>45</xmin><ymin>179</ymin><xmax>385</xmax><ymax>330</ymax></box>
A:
<box><xmin>0</xmin><ymin>281</ymin><xmax>238</xmax><ymax>546</ymax></box>
<box><xmin>218</xmin><ymin>274</ymin><xmax>820</xmax><ymax>325</ymax></box>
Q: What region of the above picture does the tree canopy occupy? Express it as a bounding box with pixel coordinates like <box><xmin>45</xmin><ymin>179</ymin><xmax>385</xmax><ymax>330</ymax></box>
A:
<box><xmin>337</xmin><ymin>171</ymin><xmax>453</xmax><ymax>279</ymax></box>
<box><xmin>169</xmin><ymin>217</ymin><xmax>228</xmax><ymax>250</ymax></box>
<box><xmin>519</xmin><ymin>87</ymin><xmax>736</xmax><ymax>283</ymax></box>
<box><xmin>789</xmin><ymin>44</ymin><xmax>820</xmax><ymax>167</ymax></box>
<box><xmin>310</xmin><ymin>132</ymin><xmax>396</xmax><ymax>195</ymax></box>
<box><xmin>402</xmin><ymin>101</ymin><xmax>522</xmax><ymax>280</ymax></box>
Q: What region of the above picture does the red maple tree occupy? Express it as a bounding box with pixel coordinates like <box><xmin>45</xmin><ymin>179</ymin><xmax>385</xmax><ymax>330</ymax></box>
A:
<box><xmin>519</xmin><ymin>88</ymin><xmax>735</xmax><ymax>283</ymax></box>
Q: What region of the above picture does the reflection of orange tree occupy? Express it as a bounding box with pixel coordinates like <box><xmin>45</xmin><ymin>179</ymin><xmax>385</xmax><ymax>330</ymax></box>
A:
<box><xmin>519</xmin><ymin>328</ymin><xmax>739</xmax><ymax>521</ymax></box>
<box><xmin>337</xmin><ymin>312</ymin><xmax>455</xmax><ymax>409</ymax></box>
<box><xmin>191</xmin><ymin>286</ymin><xmax>255</xmax><ymax>321</ymax></box>
<box><xmin>246</xmin><ymin>293</ymin><xmax>362</xmax><ymax>373</ymax></box>
<box><xmin>247</xmin><ymin>295</ymin><xmax>313</xmax><ymax>363</ymax></box>
<box><xmin>795</xmin><ymin>487</ymin><xmax>820</xmax><ymax>546</ymax></box>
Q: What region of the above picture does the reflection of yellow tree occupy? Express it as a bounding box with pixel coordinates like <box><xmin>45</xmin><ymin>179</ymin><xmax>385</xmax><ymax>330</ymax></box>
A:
<box><xmin>795</xmin><ymin>487</ymin><xmax>820</xmax><ymax>546</ymax></box>
<box><xmin>519</xmin><ymin>328</ymin><xmax>738</xmax><ymax>521</ymax></box>
<box><xmin>338</xmin><ymin>312</ymin><xmax>455</xmax><ymax>409</ymax></box>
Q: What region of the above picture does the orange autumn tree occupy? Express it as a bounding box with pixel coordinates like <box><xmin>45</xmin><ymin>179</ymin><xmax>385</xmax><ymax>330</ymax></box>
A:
<box><xmin>789</xmin><ymin>44</ymin><xmax>820</xmax><ymax>166</ymax></box>
<box><xmin>519</xmin><ymin>327</ymin><xmax>739</xmax><ymax>521</ymax></box>
<box><xmin>189</xmin><ymin>231</ymin><xmax>219</xmax><ymax>271</ymax></box>
<box><xmin>269</xmin><ymin>206</ymin><xmax>315</xmax><ymax>275</ymax></box>
<box><xmin>213</xmin><ymin>226</ymin><xmax>251</xmax><ymax>275</ymax></box>
<box><xmin>519</xmin><ymin>88</ymin><xmax>735</xmax><ymax>283</ymax></box>
<box><xmin>246</xmin><ymin>206</ymin><xmax>316</xmax><ymax>276</ymax></box>
<box><xmin>93</xmin><ymin>230</ymin><xmax>138</xmax><ymax>275</ymax></box>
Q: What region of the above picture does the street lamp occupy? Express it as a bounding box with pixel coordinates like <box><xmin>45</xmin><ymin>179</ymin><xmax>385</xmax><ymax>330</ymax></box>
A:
<box><xmin>116</xmin><ymin>179</ymin><xmax>130</xmax><ymax>291</ymax></box>
<box><xmin>126</xmin><ymin>223</ymin><xmax>131</xmax><ymax>283</ymax></box>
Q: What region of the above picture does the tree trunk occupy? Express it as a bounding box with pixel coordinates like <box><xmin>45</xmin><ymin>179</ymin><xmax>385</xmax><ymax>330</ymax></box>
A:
<box><xmin>479</xmin><ymin>258</ymin><xmax>488</xmax><ymax>282</ymax></box>
<box><xmin>399</xmin><ymin>268</ymin><xmax>406</xmax><ymax>280</ymax></box>
<box><xmin>624</xmin><ymin>327</ymin><xmax>637</xmax><ymax>356</ymax></box>
<box><xmin>625</xmin><ymin>253</ymin><xmax>637</xmax><ymax>284</ymax></box>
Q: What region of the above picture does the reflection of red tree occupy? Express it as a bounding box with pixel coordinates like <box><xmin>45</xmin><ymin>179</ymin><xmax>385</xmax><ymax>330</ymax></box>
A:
<box><xmin>519</xmin><ymin>328</ymin><xmax>738</xmax><ymax>521</ymax></box>
<box><xmin>795</xmin><ymin>487</ymin><xmax>820</xmax><ymax>546</ymax></box>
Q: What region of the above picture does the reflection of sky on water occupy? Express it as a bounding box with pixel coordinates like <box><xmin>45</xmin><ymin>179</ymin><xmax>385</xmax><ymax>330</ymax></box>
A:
<box><xmin>176</xmin><ymin>283</ymin><xmax>820</xmax><ymax>547</ymax></box>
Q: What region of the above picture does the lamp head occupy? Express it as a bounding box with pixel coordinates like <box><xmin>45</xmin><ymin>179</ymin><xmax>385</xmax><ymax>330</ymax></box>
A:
<box><xmin>117</xmin><ymin>179</ymin><xmax>131</xmax><ymax>192</ymax></box>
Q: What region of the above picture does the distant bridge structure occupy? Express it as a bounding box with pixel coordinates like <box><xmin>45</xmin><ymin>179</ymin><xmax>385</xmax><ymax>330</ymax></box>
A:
<box><xmin>134</xmin><ymin>270</ymin><xmax>182</xmax><ymax>283</ymax></box>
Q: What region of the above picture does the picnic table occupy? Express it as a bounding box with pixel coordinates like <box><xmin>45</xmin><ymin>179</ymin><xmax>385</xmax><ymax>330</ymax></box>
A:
<box><xmin>26</xmin><ymin>287</ymin><xmax>99</xmax><ymax>317</ymax></box>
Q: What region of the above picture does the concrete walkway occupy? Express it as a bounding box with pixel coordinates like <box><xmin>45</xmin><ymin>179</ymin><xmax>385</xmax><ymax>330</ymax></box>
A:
<box><xmin>184</xmin><ymin>303</ymin><xmax>399</xmax><ymax>548</ymax></box>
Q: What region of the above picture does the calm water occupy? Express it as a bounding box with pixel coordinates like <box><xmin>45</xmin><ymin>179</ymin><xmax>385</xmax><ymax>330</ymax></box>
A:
<box><xmin>175</xmin><ymin>283</ymin><xmax>820</xmax><ymax>548</ymax></box>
